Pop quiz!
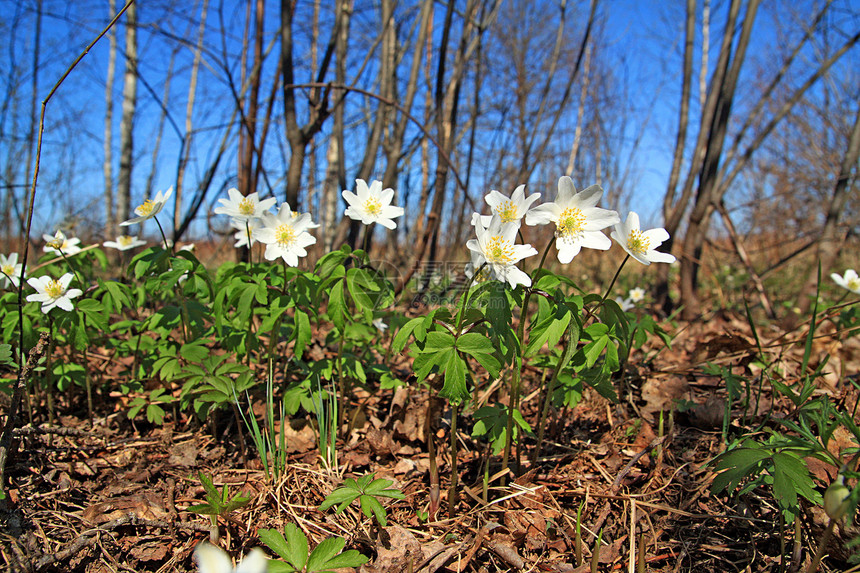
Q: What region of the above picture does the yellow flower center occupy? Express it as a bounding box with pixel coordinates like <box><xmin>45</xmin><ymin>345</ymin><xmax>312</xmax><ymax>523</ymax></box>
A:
<box><xmin>364</xmin><ymin>197</ymin><xmax>382</xmax><ymax>217</ymax></box>
<box><xmin>848</xmin><ymin>277</ymin><xmax>860</xmax><ymax>291</ymax></box>
<box><xmin>46</xmin><ymin>236</ymin><xmax>64</xmax><ymax>249</ymax></box>
<box><xmin>484</xmin><ymin>236</ymin><xmax>514</xmax><ymax>264</ymax></box>
<box><xmin>137</xmin><ymin>199</ymin><xmax>155</xmax><ymax>216</ymax></box>
<box><xmin>276</xmin><ymin>224</ymin><xmax>297</xmax><ymax>248</ymax></box>
<box><xmin>45</xmin><ymin>279</ymin><xmax>64</xmax><ymax>299</ymax></box>
<box><xmin>495</xmin><ymin>201</ymin><xmax>518</xmax><ymax>223</ymax></box>
<box><xmin>1</xmin><ymin>264</ymin><xmax>13</xmax><ymax>275</ymax></box>
<box><xmin>556</xmin><ymin>207</ymin><xmax>586</xmax><ymax>241</ymax></box>
<box><xmin>238</xmin><ymin>197</ymin><xmax>255</xmax><ymax>216</ymax></box>
<box><xmin>627</xmin><ymin>229</ymin><xmax>650</xmax><ymax>254</ymax></box>
<box><xmin>118</xmin><ymin>235</ymin><xmax>134</xmax><ymax>247</ymax></box>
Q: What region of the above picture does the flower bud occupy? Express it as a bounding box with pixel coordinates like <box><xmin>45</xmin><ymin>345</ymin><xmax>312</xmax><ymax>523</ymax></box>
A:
<box><xmin>824</xmin><ymin>477</ymin><xmax>851</xmax><ymax>520</ymax></box>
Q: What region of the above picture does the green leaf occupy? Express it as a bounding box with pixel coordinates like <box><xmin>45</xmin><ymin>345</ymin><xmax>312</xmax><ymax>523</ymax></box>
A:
<box><xmin>423</xmin><ymin>331</ymin><xmax>456</xmax><ymax>350</ymax></box>
<box><xmin>456</xmin><ymin>332</ymin><xmax>494</xmax><ymax>355</ymax></box>
<box><xmin>180</xmin><ymin>341</ymin><xmax>209</xmax><ymax>363</ymax></box>
<box><xmin>327</xmin><ymin>280</ymin><xmax>346</xmax><ymax>331</ymax></box>
<box><xmin>359</xmin><ymin>495</ymin><xmax>387</xmax><ymax>526</ymax></box>
<box><xmin>294</xmin><ymin>308</ymin><xmax>311</xmax><ymax>360</ymax></box>
<box><xmin>583</xmin><ymin>335</ymin><xmax>608</xmax><ymax>368</ymax></box>
<box><xmin>315</xmin><ymin>249</ymin><xmax>350</xmax><ymax>279</ymax></box>
<box><xmin>392</xmin><ymin>317</ymin><xmax>424</xmax><ymax>354</ymax></box>
<box><xmin>711</xmin><ymin>446</ymin><xmax>770</xmax><ymax>495</ymax></box>
<box><xmin>439</xmin><ymin>351</ymin><xmax>468</xmax><ymax>404</ymax></box>
<box><xmin>319</xmin><ymin>488</ymin><xmax>362</xmax><ymax>512</ymax></box>
<box><xmin>310</xmin><ymin>549</ymin><xmax>369</xmax><ymax>571</ymax></box>
<box><xmin>259</xmin><ymin>526</ymin><xmax>308</xmax><ymax>571</ymax></box>
<box><xmin>306</xmin><ymin>537</ymin><xmax>346</xmax><ymax>572</ymax></box>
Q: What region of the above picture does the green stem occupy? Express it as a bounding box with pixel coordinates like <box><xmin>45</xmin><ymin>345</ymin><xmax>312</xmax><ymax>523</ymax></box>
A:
<box><xmin>447</xmin><ymin>400</ymin><xmax>459</xmax><ymax>518</ymax></box>
<box><xmin>502</xmin><ymin>236</ymin><xmax>554</xmax><ymax>475</ymax></box>
<box><xmin>59</xmin><ymin>251</ymin><xmax>86</xmax><ymax>289</ymax></box>
<box><xmin>153</xmin><ymin>216</ymin><xmax>171</xmax><ymax>254</ymax></box>
<box><xmin>601</xmin><ymin>255</ymin><xmax>630</xmax><ymax>303</ymax></box>
<box><xmin>245</xmin><ymin>220</ymin><xmax>253</xmax><ymax>265</ymax></box>
<box><xmin>45</xmin><ymin>317</ymin><xmax>55</xmax><ymax>440</ymax></box>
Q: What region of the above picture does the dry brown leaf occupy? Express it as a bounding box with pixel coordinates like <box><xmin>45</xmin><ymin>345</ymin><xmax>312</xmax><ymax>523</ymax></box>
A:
<box><xmin>82</xmin><ymin>493</ymin><xmax>169</xmax><ymax>524</ymax></box>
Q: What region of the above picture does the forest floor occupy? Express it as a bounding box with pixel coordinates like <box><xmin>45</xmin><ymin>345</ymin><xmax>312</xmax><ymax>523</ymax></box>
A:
<box><xmin>2</xmin><ymin>308</ymin><xmax>859</xmax><ymax>573</ymax></box>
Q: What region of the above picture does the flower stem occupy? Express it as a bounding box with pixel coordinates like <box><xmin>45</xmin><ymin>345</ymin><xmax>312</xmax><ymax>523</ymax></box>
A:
<box><xmin>502</xmin><ymin>236</ymin><xmax>554</xmax><ymax>476</ymax></box>
<box><xmin>59</xmin><ymin>250</ymin><xmax>86</xmax><ymax>289</ymax></box>
<box><xmin>602</xmin><ymin>254</ymin><xmax>630</xmax><ymax>303</ymax></box>
<box><xmin>245</xmin><ymin>220</ymin><xmax>253</xmax><ymax>265</ymax></box>
<box><xmin>153</xmin><ymin>216</ymin><xmax>171</xmax><ymax>254</ymax></box>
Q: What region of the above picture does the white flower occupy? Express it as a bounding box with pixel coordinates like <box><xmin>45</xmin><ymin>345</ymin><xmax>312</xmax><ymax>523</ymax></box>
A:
<box><xmin>43</xmin><ymin>230</ymin><xmax>82</xmax><ymax>256</ymax></box>
<box><xmin>525</xmin><ymin>177</ymin><xmax>619</xmax><ymax>264</ymax></box>
<box><xmin>179</xmin><ymin>243</ymin><xmax>196</xmax><ymax>252</ymax></box>
<box><xmin>832</xmin><ymin>269</ymin><xmax>860</xmax><ymax>295</ymax></box>
<box><xmin>103</xmin><ymin>235</ymin><xmax>146</xmax><ymax>251</ymax></box>
<box><xmin>121</xmin><ymin>187</ymin><xmax>173</xmax><ymax>226</ymax></box>
<box><xmin>232</xmin><ymin>218</ymin><xmax>263</xmax><ymax>248</ymax></box>
<box><xmin>466</xmin><ymin>213</ymin><xmax>537</xmax><ymax>288</ymax></box>
<box><xmin>343</xmin><ymin>179</ymin><xmax>404</xmax><ymax>229</ymax></box>
<box><xmin>615</xmin><ymin>296</ymin><xmax>634</xmax><ymax>312</ymax></box>
<box><xmin>628</xmin><ymin>287</ymin><xmax>646</xmax><ymax>303</ymax></box>
<box><xmin>193</xmin><ymin>543</ymin><xmax>267</xmax><ymax>573</ymax></box>
<box><xmin>372</xmin><ymin>318</ymin><xmax>388</xmax><ymax>332</ymax></box>
<box><xmin>474</xmin><ymin>184</ymin><xmax>540</xmax><ymax>228</ymax></box>
<box><xmin>214</xmin><ymin>188</ymin><xmax>277</xmax><ymax>222</ymax></box>
<box><xmin>0</xmin><ymin>253</ymin><xmax>23</xmax><ymax>289</ymax></box>
<box><xmin>26</xmin><ymin>273</ymin><xmax>82</xmax><ymax>313</ymax></box>
<box><xmin>610</xmin><ymin>212</ymin><xmax>676</xmax><ymax>265</ymax></box>
<box><xmin>256</xmin><ymin>203</ymin><xmax>317</xmax><ymax>266</ymax></box>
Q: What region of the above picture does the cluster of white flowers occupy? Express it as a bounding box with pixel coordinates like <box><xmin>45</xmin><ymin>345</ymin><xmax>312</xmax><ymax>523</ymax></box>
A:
<box><xmin>466</xmin><ymin>176</ymin><xmax>676</xmax><ymax>289</ymax></box>
<box><xmin>213</xmin><ymin>178</ymin><xmax>405</xmax><ymax>266</ymax></box>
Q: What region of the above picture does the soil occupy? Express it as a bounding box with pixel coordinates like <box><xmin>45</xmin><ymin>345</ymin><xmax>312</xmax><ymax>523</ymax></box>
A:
<box><xmin>2</xmin><ymin>308</ymin><xmax>859</xmax><ymax>572</ymax></box>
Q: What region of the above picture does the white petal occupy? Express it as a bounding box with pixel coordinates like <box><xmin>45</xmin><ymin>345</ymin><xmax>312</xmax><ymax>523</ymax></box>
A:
<box><xmin>580</xmin><ymin>231</ymin><xmax>612</xmax><ymax>251</ymax></box>
<box><xmin>381</xmin><ymin>205</ymin><xmax>404</xmax><ymax>219</ymax></box>
<box><xmin>341</xmin><ymin>190</ymin><xmax>360</xmax><ymax>207</ymax></box>
<box><xmin>55</xmin><ymin>296</ymin><xmax>74</xmax><ymax>311</ymax></box>
<box><xmin>505</xmin><ymin>266</ymin><xmax>532</xmax><ymax>288</ymax></box>
<box><xmin>484</xmin><ymin>190</ymin><xmax>509</xmax><ymax>209</ymax></box>
<box><xmin>194</xmin><ymin>543</ymin><xmax>233</xmax><ymax>573</ymax></box>
<box><xmin>642</xmin><ymin>227</ymin><xmax>670</xmax><ymax>245</ymax></box>
<box><xmin>574</xmin><ymin>184</ymin><xmax>604</xmax><ymax>209</ymax></box>
<box><xmin>525</xmin><ymin>204</ymin><xmax>558</xmax><ymax>226</ymax></box>
<box><xmin>377</xmin><ymin>217</ymin><xmax>397</xmax><ymax>230</ymax></box>
<box><xmin>582</xmin><ymin>208</ymin><xmax>620</xmax><ymax>231</ymax></box>
<box><xmin>647</xmin><ymin>250</ymin><xmax>676</xmax><ymax>264</ymax></box>
<box><xmin>556</xmin><ymin>176</ymin><xmax>577</xmax><ymax>203</ymax></box>
<box><xmin>380</xmin><ymin>187</ymin><xmax>395</xmax><ymax>205</ymax></box>
<box><xmin>556</xmin><ymin>241</ymin><xmax>579</xmax><ymax>264</ymax></box>
<box><xmin>235</xmin><ymin>548</ymin><xmax>268</xmax><ymax>573</ymax></box>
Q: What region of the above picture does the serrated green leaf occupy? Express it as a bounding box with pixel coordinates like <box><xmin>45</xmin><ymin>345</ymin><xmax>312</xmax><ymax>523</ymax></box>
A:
<box><xmin>294</xmin><ymin>308</ymin><xmax>311</xmax><ymax>360</ymax></box>
<box><xmin>424</xmin><ymin>331</ymin><xmax>456</xmax><ymax>350</ymax></box>
<box><xmin>456</xmin><ymin>332</ymin><xmax>494</xmax><ymax>354</ymax></box>
<box><xmin>307</xmin><ymin>536</ymin><xmax>346</xmax><ymax>571</ymax></box>
<box><xmin>311</xmin><ymin>549</ymin><xmax>368</xmax><ymax>571</ymax></box>
<box><xmin>359</xmin><ymin>495</ymin><xmax>387</xmax><ymax>526</ymax></box>
<box><xmin>392</xmin><ymin>317</ymin><xmax>424</xmax><ymax>354</ymax></box>
<box><xmin>259</xmin><ymin>526</ymin><xmax>308</xmax><ymax>571</ymax></box>
<box><xmin>319</xmin><ymin>488</ymin><xmax>362</xmax><ymax>512</ymax></box>
<box><xmin>439</xmin><ymin>351</ymin><xmax>468</xmax><ymax>404</ymax></box>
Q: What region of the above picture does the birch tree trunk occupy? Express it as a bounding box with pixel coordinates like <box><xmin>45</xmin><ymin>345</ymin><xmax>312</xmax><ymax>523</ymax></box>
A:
<box><xmin>116</xmin><ymin>1</ymin><xmax>138</xmax><ymax>228</ymax></box>
<box><xmin>103</xmin><ymin>0</ymin><xmax>117</xmax><ymax>235</ymax></box>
